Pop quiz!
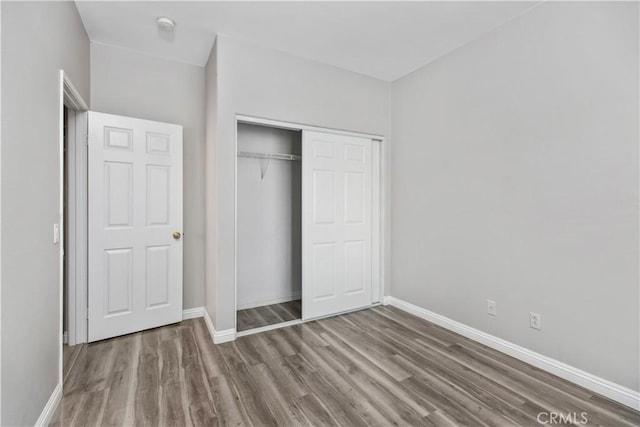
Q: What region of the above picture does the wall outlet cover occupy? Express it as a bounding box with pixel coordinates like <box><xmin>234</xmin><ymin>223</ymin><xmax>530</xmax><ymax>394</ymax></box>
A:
<box><xmin>530</xmin><ymin>312</ymin><xmax>541</xmax><ymax>330</ymax></box>
<box><xmin>487</xmin><ymin>299</ymin><xmax>497</xmax><ymax>316</ymax></box>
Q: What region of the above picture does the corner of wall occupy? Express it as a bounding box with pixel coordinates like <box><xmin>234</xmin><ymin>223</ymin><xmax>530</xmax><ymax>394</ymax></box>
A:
<box><xmin>204</xmin><ymin>37</ymin><xmax>219</xmax><ymax>331</ymax></box>
<box><xmin>0</xmin><ymin>1</ymin><xmax>3</xmax><ymax>422</ymax></box>
<box><xmin>384</xmin><ymin>81</ymin><xmax>392</xmax><ymax>298</ymax></box>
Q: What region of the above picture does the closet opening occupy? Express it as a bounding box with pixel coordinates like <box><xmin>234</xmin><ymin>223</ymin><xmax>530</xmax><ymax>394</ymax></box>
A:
<box><xmin>236</xmin><ymin>123</ymin><xmax>303</xmax><ymax>333</ymax></box>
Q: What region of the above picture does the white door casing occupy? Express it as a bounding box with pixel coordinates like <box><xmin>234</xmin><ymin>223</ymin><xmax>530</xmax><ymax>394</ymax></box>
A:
<box><xmin>88</xmin><ymin>112</ymin><xmax>183</xmax><ymax>342</ymax></box>
<box><xmin>302</xmin><ymin>130</ymin><xmax>373</xmax><ymax>320</ymax></box>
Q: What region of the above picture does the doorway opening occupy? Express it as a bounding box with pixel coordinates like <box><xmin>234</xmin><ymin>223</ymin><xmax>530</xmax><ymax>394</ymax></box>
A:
<box><xmin>62</xmin><ymin>106</ymin><xmax>82</xmax><ymax>380</ymax></box>
<box><xmin>59</xmin><ymin>71</ymin><xmax>89</xmax><ymax>386</ymax></box>
<box><xmin>236</xmin><ymin>123</ymin><xmax>303</xmax><ymax>333</ymax></box>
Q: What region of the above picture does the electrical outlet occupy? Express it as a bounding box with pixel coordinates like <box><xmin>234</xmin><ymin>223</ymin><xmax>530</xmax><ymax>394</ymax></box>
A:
<box><xmin>530</xmin><ymin>312</ymin><xmax>541</xmax><ymax>330</ymax></box>
<box><xmin>487</xmin><ymin>299</ymin><xmax>497</xmax><ymax>316</ymax></box>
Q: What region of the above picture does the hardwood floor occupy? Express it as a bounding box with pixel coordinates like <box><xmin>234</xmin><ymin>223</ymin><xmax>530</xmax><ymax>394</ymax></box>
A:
<box><xmin>51</xmin><ymin>306</ymin><xmax>640</xmax><ymax>426</ymax></box>
<box><xmin>62</xmin><ymin>343</ymin><xmax>84</xmax><ymax>383</ymax></box>
<box><xmin>237</xmin><ymin>300</ymin><xmax>302</xmax><ymax>332</ymax></box>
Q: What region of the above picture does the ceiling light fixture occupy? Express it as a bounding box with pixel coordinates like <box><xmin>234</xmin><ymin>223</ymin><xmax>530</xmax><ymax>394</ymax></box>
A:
<box><xmin>156</xmin><ymin>17</ymin><xmax>175</xmax><ymax>32</ymax></box>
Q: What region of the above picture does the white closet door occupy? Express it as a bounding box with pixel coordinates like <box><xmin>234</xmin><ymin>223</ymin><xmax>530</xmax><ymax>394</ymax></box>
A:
<box><xmin>302</xmin><ymin>130</ymin><xmax>372</xmax><ymax>320</ymax></box>
<box><xmin>88</xmin><ymin>112</ymin><xmax>183</xmax><ymax>342</ymax></box>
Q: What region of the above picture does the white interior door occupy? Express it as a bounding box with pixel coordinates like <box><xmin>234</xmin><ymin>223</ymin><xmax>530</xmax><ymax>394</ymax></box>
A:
<box><xmin>302</xmin><ymin>130</ymin><xmax>372</xmax><ymax>320</ymax></box>
<box><xmin>88</xmin><ymin>112</ymin><xmax>183</xmax><ymax>342</ymax></box>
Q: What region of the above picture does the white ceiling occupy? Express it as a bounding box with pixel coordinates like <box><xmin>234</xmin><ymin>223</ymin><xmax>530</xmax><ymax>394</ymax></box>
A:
<box><xmin>75</xmin><ymin>1</ymin><xmax>539</xmax><ymax>82</ymax></box>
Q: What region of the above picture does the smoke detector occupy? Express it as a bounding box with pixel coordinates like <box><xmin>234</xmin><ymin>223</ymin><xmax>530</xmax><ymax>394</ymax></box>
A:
<box><xmin>156</xmin><ymin>17</ymin><xmax>175</xmax><ymax>32</ymax></box>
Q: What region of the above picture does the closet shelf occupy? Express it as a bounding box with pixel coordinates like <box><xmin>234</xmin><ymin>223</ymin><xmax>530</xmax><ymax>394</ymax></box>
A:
<box><xmin>237</xmin><ymin>151</ymin><xmax>301</xmax><ymax>161</ymax></box>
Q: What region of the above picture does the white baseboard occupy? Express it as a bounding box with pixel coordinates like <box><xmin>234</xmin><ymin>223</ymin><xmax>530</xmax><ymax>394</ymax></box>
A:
<box><xmin>203</xmin><ymin>309</ymin><xmax>237</xmax><ymax>344</ymax></box>
<box><xmin>182</xmin><ymin>306</ymin><xmax>204</xmax><ymax>320</ymax></box>
<box><xmin>237</xmin><ymin>292</ymin><xmax>301</xmax><ymax>310</ymax></box>
<box><xmin>213</xmin><ymin>328</ymin><xmax>237</xmax><ymax>344</ymax></box>
<box><xmin>386</xmin><ymin>297</ymin><xmax>640</xmax><ymax>411</ymax></box>
<box><xmin>35</xmin><ymin>381</ymin><xmax>62</xmax><ymax>426</ymax></box>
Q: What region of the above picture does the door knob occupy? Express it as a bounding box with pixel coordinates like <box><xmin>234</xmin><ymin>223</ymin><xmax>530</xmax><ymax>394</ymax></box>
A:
<box><xmin>173</xmin><ymin>231</ymin><xmax>182</xmax><ymax>240</ymax></box>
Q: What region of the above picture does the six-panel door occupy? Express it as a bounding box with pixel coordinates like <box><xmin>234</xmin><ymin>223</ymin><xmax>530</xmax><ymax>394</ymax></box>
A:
<box><xmin>88</xmin><ymin>112</ymin><xmax>183</xmax><ymax>342</ymax></box>
<box><xmin>302</xmin><ymin>130</ymin><xmax>373</xmax><ymax>320</ymax></box>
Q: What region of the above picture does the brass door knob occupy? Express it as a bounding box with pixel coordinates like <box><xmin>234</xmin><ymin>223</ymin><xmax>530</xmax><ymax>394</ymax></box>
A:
<box><xmin>173</xmin><ymin>232</ymin><xmax>182</xmax><ymax>240</ymax></box>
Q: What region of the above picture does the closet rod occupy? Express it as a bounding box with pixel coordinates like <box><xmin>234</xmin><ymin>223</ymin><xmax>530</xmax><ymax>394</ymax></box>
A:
<box><xmin>237</xmin><ymin>151</ymin><xmax>301</xmax><ymax>161</ymax></box>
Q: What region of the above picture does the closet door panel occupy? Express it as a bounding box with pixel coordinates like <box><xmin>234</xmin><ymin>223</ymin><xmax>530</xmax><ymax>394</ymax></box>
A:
<box><xmin>311</xmin><ymin>243</ymin><xmax>338</xmax><ymax>299</ymax></box>
<box><xmin>344</xmin><ymin>240</ymin><xmax>366</xmax><ymax>294</ymax></box>
<box><xmin>303</xmin><ymin>130</ymin><xmax>372</xmax><ymax>320</ymax></box>
<box><xmin>312</xmin><ymin>171</ymin><xmax>336</xmax><ymax>225</ymax></box>
<box><xmin>344</xmin><ymin>172</ymin><xmax>365</xmax><ymax>223</ymax></box>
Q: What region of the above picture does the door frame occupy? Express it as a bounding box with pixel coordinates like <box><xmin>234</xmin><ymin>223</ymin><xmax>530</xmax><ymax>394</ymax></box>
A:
<box><xmin>233</xmin><ymin>114</ymin><xmax>387</xmax><ymax>334</ymax></box>
<box><xmin>59</xmin><ymin>70</ymin><xmax>89</xmax><ymax>365</ymax></box>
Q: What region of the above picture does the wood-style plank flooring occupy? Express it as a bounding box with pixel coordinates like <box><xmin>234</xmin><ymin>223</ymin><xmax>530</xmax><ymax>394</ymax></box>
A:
<box><xmin>62</xmin><ymin>343</ymin><xmax>84</xmax><ymax>383</ymax></box>
<box><xmin>51</xmin><ymin>306</ymin><xmax>640</xmax><ymax>426</ymax></box>
<box><xmin>237</xmin><ymin>300</ymin><xmax>302</xmax><ymax>332</ymax></box>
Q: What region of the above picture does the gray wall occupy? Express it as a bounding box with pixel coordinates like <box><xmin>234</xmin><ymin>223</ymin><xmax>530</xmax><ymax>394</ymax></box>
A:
<box><xmin>204</xmin><ymin>40</ymin><xmax>218</xmax><ymax>325</ymax></box>
<box><xmin>91</xmin><ymin>42</ymin><xmax>206</xmax><ymax>309</ymax></box>
<box><xmin>1</xmin><ymin>2</ymin><xmax>90</xmax><ymax>424</ymax></box>
<box><xmin>390</xmin><ymin>1</ymin><xmax>639</xmax><ymax>390</ymax></box>
<box><xmin>237</xmin><ymin>124</ymin><xmax>301</xmax><ymax>308</ymax></box>
<box><xmin>207</xmin><ymin>36</ymin><xmax>390</xmax><ymax>330</ymax></box>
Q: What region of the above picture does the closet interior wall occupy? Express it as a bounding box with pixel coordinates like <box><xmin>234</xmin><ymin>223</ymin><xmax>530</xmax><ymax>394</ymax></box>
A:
<box><xmin>237</xmin><ymin>123</ymin><xmax>302</xmax><ymax>311</ymax></box>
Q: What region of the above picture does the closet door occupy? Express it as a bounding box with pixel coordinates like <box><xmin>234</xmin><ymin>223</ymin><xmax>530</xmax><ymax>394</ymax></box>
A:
<box><xmin>302</xmin><ymin>130</ymin><xmax>372</xmax><ymax>320</ymax></box>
